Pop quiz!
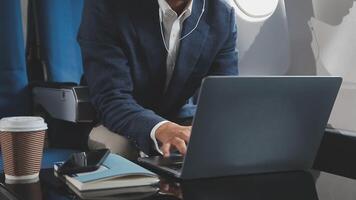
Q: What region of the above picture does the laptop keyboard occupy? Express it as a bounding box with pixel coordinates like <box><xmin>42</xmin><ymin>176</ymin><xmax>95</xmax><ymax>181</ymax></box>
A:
<box><xmin>156</xmin><ymin>155</ymin><xmax>183</xmax><ymax>172</ymax></box>
<box><xmin>167</xmin><ymin>164</ymin><xmax>183</xmax><ymax>171</ymax></box>
<box><xmin>158</xmin><ymin>156</ymin><xmax>184</xmax><ymax>166</ymax></box>
<box><xmin>138</xmin><ymin>155</ymin><xmax>184</xmax><ymax>175</ymax></box>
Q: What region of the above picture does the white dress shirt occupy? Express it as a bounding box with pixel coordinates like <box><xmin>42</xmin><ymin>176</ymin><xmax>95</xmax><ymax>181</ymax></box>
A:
<box><xmin>150</xmin><ymin>0</ymin><xmax>194</xmax><ymax>155</ymax></box>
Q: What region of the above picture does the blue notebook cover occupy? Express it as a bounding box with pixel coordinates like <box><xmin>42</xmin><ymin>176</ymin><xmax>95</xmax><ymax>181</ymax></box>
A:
<box><xmin>71</xmin><ymin>154</ymin><xmax>157</xmax><ymax>183</ymax></box>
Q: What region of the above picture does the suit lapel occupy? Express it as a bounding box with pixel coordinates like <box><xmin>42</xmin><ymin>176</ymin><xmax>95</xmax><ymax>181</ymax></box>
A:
<box><xmin>130</xmin><ymin>0</ymin><xmax>210</xmax><ymax>112</ymax></box>
<box><xmin>130</xmin><ymin>0</ymin><xmax>167</xmax><ymax>85</ymax></box>
<box><xmin>164</xmin><ymin>0</ymin><xmax>210</xmax><ymax>106</ymax></box>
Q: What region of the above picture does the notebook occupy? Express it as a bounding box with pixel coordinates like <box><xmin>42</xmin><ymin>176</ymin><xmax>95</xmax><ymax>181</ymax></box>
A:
<box><xmin>54</xmin><ymin>154</ymin><xmax>159</xmax><ymax>192</ymax></box>
<box><xmin>69</xmin><ymin>185</ymin><xmax>158</xmax><ymax>200</ymax></box>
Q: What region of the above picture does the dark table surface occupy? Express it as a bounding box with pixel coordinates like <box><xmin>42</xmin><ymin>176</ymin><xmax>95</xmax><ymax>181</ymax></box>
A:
<box><xmin>1</xmin><ymin>169</ymin><xmax>356</xmax><ymax>200</ymax></box>
<box><xmin>2</xmin><ymin>130</ymin><xmax>356</xmax><ymax>200</ymax></box>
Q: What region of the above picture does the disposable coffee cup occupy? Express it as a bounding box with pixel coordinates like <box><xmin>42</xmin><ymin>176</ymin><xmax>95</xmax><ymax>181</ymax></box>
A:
<box><xmin>0</xmin><ymin>117</ymin><xmax>47</xmax><ymax>184</ymax></box>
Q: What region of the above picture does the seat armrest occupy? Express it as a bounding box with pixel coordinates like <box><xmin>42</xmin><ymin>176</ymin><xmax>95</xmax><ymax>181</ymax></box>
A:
<box><xmin>32</xmin><ymin>82</ymin><xmax>96</xmax><ymax>123</ymax></box>
<box><xmin>30</xmin><ymin>81</ymin><xmax>78</xmax><ymax>89</ymax></box>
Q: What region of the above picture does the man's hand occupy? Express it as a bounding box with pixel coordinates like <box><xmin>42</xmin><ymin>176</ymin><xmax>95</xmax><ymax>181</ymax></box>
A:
<box><xmin>155</xmin><ymin>122</ymin><xmax>192</xmax><ymax>157</ymax></box>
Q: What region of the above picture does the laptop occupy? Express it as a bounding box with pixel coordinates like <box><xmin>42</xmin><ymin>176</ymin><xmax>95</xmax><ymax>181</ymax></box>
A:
<box><xmin>138</xmin><ymin>76</ymin><xmax>342</xmax><ymax>179</ymax></box>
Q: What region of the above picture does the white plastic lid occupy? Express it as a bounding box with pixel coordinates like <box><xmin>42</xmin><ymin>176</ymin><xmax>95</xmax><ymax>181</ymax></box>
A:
<box><xmin>0</xmin><ymin>117</ymin><xmax>47</xmax><ymax>132</ymax></box>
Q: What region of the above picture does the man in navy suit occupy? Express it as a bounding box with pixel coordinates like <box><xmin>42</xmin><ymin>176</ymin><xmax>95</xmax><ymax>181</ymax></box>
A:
<box><xmin>78</xmin><ymin>0</ymin><xmax>238</xmax><ymax>158</ymax></box>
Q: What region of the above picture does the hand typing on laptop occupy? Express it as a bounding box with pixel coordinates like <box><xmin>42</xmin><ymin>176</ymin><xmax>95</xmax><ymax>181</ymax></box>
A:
<box><xmin>138</xmin><ymin>77</ymin><xmax>342</xmax><ymax>179</ymax></box>
<box><xmin>155</xmin><ymin>122</ymin><xmax>192</xmax><ymax>157</ymax></box>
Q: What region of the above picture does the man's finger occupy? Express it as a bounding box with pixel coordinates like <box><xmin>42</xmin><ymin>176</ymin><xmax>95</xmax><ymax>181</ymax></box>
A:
<box><xmin>161</xmin><ymin>143</ymin><xmax>171</xmax><ymax>157</ymax></box>
<box><xmin>176</xmin><ymin>127</ymin><xmax>191</xmax><ymax>142</ymax></box>
<box><xmin>171</xmin><ymin>138</ymin><xmax>187</xmax><ymax>155</ymax></box>
<box><xmin>184</xmin><ymin>127</ymin><xmax>192</xmax><ymax>140</ymax></box>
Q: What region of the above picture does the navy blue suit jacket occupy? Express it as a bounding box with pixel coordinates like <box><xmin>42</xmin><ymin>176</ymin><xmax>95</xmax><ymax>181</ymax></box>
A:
<box><xmin>78</xmin><ymin>0</ymin><xmax>238</xmax><ymax>154</ymax></box>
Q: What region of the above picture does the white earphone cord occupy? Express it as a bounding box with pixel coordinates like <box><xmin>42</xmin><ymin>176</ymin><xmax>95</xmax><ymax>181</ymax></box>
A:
<box><xmin>160</xmin><ymin>0</ymin><xmax>206</xmax><ymax>52</ymax></box>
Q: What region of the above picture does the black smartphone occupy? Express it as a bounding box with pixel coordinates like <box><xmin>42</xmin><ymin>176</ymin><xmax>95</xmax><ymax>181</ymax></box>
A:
<box><xmin>56</xmin><ymin>149</ymin><xmax>110</xmax><ymax>175</ymax></box>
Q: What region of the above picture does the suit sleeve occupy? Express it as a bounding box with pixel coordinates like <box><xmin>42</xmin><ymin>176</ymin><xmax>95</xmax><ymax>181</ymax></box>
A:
<box><xmin>208</xmin><ymin>8</ymin><xmax>239</xmax><ymax>76</ymax></box>
<box><xmin>78</xmin><ymin>0</ymin><xmax>165</xmax><ymax>154</ymax></box>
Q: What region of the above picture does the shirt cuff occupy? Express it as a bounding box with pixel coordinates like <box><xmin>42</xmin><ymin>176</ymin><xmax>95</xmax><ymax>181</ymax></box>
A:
<box><xmin>150</xmin><ymin>121</ymin><xmax>169</xmax><ymax>155</ymax></box>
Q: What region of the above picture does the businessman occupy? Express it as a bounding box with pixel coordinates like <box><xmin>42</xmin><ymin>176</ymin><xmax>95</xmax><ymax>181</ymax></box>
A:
<box><xmin>78</xmin><ymin>0</ymin><xmax>238</xmax><ymax>158</ymax></box>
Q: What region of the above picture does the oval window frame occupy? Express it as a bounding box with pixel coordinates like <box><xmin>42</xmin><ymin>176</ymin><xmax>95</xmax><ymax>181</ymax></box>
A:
<box><xmin>233</xmin><ymin>0</ymin><xmax>279</xmax><ymax>20</ymax></box>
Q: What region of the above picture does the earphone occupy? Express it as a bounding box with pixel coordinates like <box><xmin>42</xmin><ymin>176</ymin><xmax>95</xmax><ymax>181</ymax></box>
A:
<box><xmin>159</xmin><ymin>0</ymin><xmax>206</xmax><ymax>53</ymax></box>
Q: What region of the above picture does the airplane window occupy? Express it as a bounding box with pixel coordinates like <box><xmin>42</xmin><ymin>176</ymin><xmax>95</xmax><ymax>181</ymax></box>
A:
<box><xmin>233</xmin><ymin>0</ymin><xmax>279</xmax><ymax>20</ymax></box>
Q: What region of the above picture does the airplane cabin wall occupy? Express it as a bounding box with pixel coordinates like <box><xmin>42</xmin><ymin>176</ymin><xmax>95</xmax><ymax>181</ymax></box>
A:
<box><xmin>227</xmin><ymin>0</ymin><xmax>291</xmax><ymax>75</ymax></box>
<box><xmin>285</xmin><ymin>0</ymin><xmax>356</xmax><ymax>133</ymax></box>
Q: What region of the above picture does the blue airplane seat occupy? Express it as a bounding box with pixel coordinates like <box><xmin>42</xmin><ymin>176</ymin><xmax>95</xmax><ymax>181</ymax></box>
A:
<box><xmin>0</xmin><ymin>0</ymin><xmax>78</xmax><ymax>171</ymax></box>
<box><xmin>27</xmin><ymin>0</ymin><xmax>93</xmax><ymax>150</ymax></box>
<box><xmin>34</xmin><ymin>0</ymin><xmax>84</xmax><ymax>83</ymax></box>
<box><xmin>40</xmin><ymin>149</ymin><xmax>78</xmax><ymax>169</ymax></box>
<box><xmin>0</xmin><ymin>0</ymin><xmax>30</xmax><ymax>117</ymax></box>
